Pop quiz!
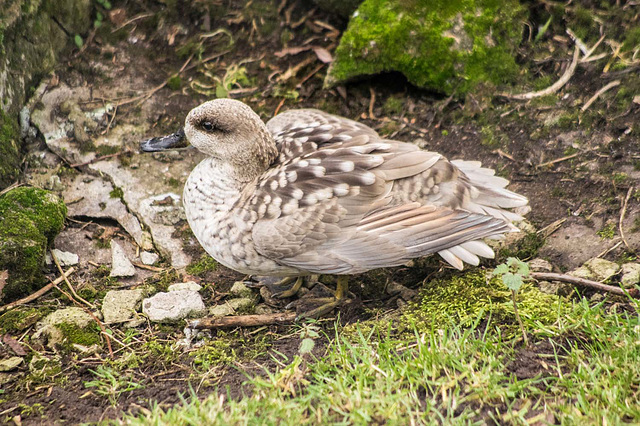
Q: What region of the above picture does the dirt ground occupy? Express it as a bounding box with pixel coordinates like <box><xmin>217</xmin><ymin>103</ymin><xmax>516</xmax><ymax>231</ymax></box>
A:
<box><xmin>0</xmin><ymin>0</ymin><xmax>639</xmax><ymax>423</ymax></box>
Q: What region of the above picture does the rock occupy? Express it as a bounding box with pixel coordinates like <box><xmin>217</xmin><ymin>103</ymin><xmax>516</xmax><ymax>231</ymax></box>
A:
<box><xmin>528</xmin><ymin>258</ymin><xmax>553</xmax><ymax>273</ymax></box>
<box><xmin>110</xmin><ymin>240</ymin><xmax>136</xmax><ymax>277</ymax></box>
<box><xmin>140</xmin><ymin>251</ymin><xmax>159</xmax><ymax>265</ymax></box>
<box><xmin>538</xmin><ymin>281</ymin><xmax>573</xmax><ymax>296</ymax></box>
<box><xmin>142</xmin><ymin>290</ymin><xmax>206</xmax><ymax>323</ymax></box>
<box><xmin>621</xmin><ymin>263</ymin><xmax>640</xmax><ymax>288</ymax></box>
<box><xmin>254</xmin><ymin>304</ymin><xmax>274</xmax><ymax>315</ymax></box>
<box><xmin>0</xmin><ymin>357</ymin><xmax>23</xmax><ymax>372</ymax></box>
<box><xmin>229</xmin><ymin>281</ymin><xmax>255</xmax><ymax>299</ymax></box>
<box><xmin>0</xmin><ymin>0</ymin><xmax>92</xmax><ymax>187</ymax></box>
<box><xmin>386</xmin><ymin>281</ymin><xmax>418</xmax><ymax>301</ymax></box>
<box><xmin>325</xmin><ymin>0</ymin><xmax>526</xmax><ymax>95</ymax></box>
<box><xmin>570</xmin><ymin>258</ymin><xmax>620</xmax><ymax>282</ymax></box>
<box><xmin>209</xmin><ymin>298</ymin><xmax>256</xmax><ymax>317</ymax></box>
<box><xmin>102</xmin><ymin>289</ymin><xmax>145</xmax><ymax>323</ymax></box>
<box><xmin>168</xmin><ymin>281</ymin><xmax>202</xmax><ymax>292</ymax></box>
<box><xmin>63</xmin><ymin>175</ymin><xmax>149</xmax><ymax>248</ymax></box>
<box><xmin>45</xmin><ymin>249</ymin><xmax>79</xmax><ymax>266</ymax></box>
<box><xmin>0</xmin><ymin>187</ymin><xmax>67</xmax><ymax>302</ymax></box>
<box><xmin>33</xmin><ymin>307</ymin><xmax>99</xmax><ymax>350</ymax></box>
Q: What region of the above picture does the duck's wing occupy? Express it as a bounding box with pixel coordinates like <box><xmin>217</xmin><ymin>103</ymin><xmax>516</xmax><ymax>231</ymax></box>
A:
<box><xmin>247</xmin><ymin>136</ymin><xmax>527</xmax><ymax>274</ymax></box>
<box><xmin>266</xmin><ymin>109</ymin><xmax>379</xmax><ymax>163</ymax></box>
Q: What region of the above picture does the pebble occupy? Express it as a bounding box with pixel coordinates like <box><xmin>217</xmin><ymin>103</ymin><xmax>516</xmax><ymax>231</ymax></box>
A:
<box><xmin>140</xmin><ymin>251</ymin><xmax>159</xmax><ymax>265</ymax></box>
<box><xmin>621</xmin><ymin>263</ymin><xmax>640</xmax><ymax>288</ymax></box>
<box><xmin>229</xmin><ymin>281</ymin><xmax>255</xmax><ymax>299</ymax></box>
<box><xmin>208</xmin><ymin>298</ymin><xmax>255</xmax><ymax>317</ymax></box>
<box><xmin>110</xmin><ymin>240</ymin><xmax>136</xmax><ymax>277</ymax></box>
<box><xmin>142</xmin><ymin>290</ymin><xmax>206</xmax><ymax>323</ymax></box>
<box><xmin>168</xmin><ymin>281</ymin><xmax>202</xmax><ymax>292</ymax></box>
<box><xmin>45</xmin><ymin>249</ymin><xmax>79</xmax><ymax>266</ymax></box>
<box><xmin>0</xmin><ymin>357</ymin><xmax>23</xmax><ymax>372</ymax></box>
<box><xmin>102</xmin><ymin>289</ymin><xmax>144</xmax><ymax>323</ymax></box>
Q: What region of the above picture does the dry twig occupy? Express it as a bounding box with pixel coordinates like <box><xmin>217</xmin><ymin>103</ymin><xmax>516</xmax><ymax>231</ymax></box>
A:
<box><xmin>619</xmin><ymin>186</ymin><xmax>634</xmax><ymax>251</ymax></box>
<box><xmin>531</xmin><ymin>272</ymin><xmax>638</xmax><ymax>298</ymax></box>
<box><xmin>536</xmin><ymin>152</ymin><xmax>581</xmax><ymax>168</ymax></box>
<box><xmin>502</xmin><ymin>45</ymin><xmax>581</xmax><ymax>100</ymax></box>
<box><xmin>0</xmin><ymin>267</ymin><xmax>76</xmax><ymax>313</ymax></box>
<box><xmin>188</xmin><ymin>312</ymin><xmax>297</xmax><ymax>329</ymax></box>
<box><xmin>581</xmin><ymin>80</ymin><xmax>621</xmax><ymax>112</ymax></box>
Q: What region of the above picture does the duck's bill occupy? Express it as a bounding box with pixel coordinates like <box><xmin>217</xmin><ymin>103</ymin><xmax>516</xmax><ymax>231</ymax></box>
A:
<box><xmin>139</xmin><ymin>128</ymin><xmax>187</xmax><ymax>152</ymax></box>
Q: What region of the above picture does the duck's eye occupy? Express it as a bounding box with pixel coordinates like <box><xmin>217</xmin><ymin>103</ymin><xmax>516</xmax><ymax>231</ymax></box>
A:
<box><xmin>202</xmin><ymin>121</ymin><xmax>215</xmax><ymax>132</ymax></box>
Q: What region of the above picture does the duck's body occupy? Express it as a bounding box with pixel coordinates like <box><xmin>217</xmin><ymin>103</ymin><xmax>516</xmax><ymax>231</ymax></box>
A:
<box><xmin>153</xmin><ymin>100</ymin><xmax>528</xmax><ymax>280</ymax></box>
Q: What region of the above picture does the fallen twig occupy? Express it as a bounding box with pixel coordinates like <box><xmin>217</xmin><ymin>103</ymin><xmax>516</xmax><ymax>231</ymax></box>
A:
<box><xmin>536</xmin><ymin>152</ymin><xmax>581</xmax><ymax>168</ymax></box>
<box><xmin>581</xmin><ymin>80</ymin><xmax>621</xmax><ymax>112</ymax></box>
<box><xmin>619</xmin><ymin>186</ymin><xmax>634</xmax><ymax>251</ymax></box>
<box><xmin>502</xmin><ymin>45</ymin><xmax>580</xmax><ymax>100</ymax></box>
<box><xmin>0</xmin><ymin>267</ymin><xmax>76</xmax><ymax>313</ymax></box>
<box><xmin>368</xmin><ymin>87</ymin><xmax>376</xmax><ymax>120</ymax></box>
<box><xmin>187</xmin><ymin>312</ymin><xmax>297</xmax><ymax>329</ymax></box>
<box><xmin>132</xmin><ymin>262</ymin><xmax>164</xmax><ymax>272</ymax></box>
<box><xmin>531</xmin><ymin>272</ymin><xmax>639</xmax><ymax>298</ymax></box>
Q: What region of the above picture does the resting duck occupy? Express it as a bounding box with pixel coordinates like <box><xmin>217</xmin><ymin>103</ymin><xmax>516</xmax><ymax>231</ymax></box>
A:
<box><xmin>141</xmin><ymin>99</ymin><xmax>528</xmax><ymax>317</ymax></box>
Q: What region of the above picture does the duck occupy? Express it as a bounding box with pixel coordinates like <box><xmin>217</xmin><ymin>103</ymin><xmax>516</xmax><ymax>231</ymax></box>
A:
<box><xmin>140</xmin><ymin>98</ymin><xmax>528</xmax><ymax>318</ymax></box>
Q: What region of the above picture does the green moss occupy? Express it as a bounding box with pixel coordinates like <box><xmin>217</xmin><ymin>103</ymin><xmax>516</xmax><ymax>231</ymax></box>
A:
<box><xmin>186</xmin><ymin>255</ymin><xmax>218</xmax><ymax>276</ymax></box>
<box><xmin>95</xmin><ymin>145</ymin><xmax>120</xmax><ymax>156</ymax></box>
<box><xmin>0</xmin><ymin>308</ymin><xmax>47</xmax><ymax>334</ymax></box>
<box><xmin>382</xmin><ymin>95</ymin><xmax>404</xmax><ymax>116</ymax></box>
<box><xmin>327</xmin><ymin>0</ymin><xmax>527</xmax><ymax>95</ymax></box>
<box><xmin>0</xmin><ymin>108</ymin><xmax>23</xmax><ymax>188</ymax></box>
<box><xmin>56</xmin><ymin>321</ymin><xmax>101</xmax><ymax>349</ymax></box>
<box><xmin>109</xmin><ymin>186</ymin><xmax>124</xmax><ymax>200</ymax></box>
<box><xmin>402</xmin><ymin>270</ymin><xmax>567</xmax><ymax>337</ymax></box>
<box><xmin>498</xmin><ymin>232</ymin><xmax>545</xmax><ymax>261</ymax></box>
<box><xmin>167</xmin><ymin>75</ymin><xmax>182</xmax><ymax>91</ymax></box>
<box><xmin>0</xmin><ymin>187</ymin><xmax>67</xmax><ymax>301</ymax></box>
<box><xmin>597</xmin><ymin>223</ymin><xmax>616</xmax><ymax>240</ymax></box>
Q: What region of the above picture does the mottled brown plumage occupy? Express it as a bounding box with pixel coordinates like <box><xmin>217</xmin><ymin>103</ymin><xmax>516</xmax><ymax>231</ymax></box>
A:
<box><xmin>144</xmin><ymin>99</ymin><xmax>528</xmax><ymax>280</ymax></box>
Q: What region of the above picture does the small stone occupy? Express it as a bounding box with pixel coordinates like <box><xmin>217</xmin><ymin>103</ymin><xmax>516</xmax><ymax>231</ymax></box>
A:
<box><xmin>208</xmin><ymin>298</ymin><xmax>255</xmax><ymax>317</ymax></box>
<box><xmin>142</xmin><ymin>290</ymin><xmax>206</xmax><ymax>323</ymax></box>
<box><xmin>584</xmin><ymin>258</ymin><xmax>620</xmax><ymax>282</ymax></box>
<box><xmin>110</xmin><ymin>240</ymin><xmax>136</xmax><ymax>277</ymax></box>
<box><xmin>385</xmin><ymin>281</ymin><xmax>418</xmax><ymax>301</ymax></box>
<box><xmin>0</xmin><ymin>357</ymin><xmax>23</xmax><ymax>372</ymax></box>
<box><xmin>102</xmin><ymin>289</ymin><xmax>144</xmax><ymax>323</ymax></box>
<box><xmin>254</xmin><ymin>304</ymin><xmax>274</xmax><ymax>315</ymax></box>
<box><xmin>569</xmin><ymin>265</ymin><xmax>593</xmax><ymax>280</ymax></box>
<box><xmin>168</xmin><ymin>281</ymin><xmax>202</xmax><ymax>292</ymax></box>
<box><xmin>45</xmin><ymin>249</ymin><xmax>79</xmax><ymax>266</ymax></box>
<box><xmin>538</xmin><ymin>281</ymin><xmax>572</xmax><ymax>296</ymax></box>
<box><xmin>528</xmin><ymin>258</ymin><xmax>553</xmax><ymax>273</ymax></box>
<box><xmin>140</xmin><ymin>251</ymin><xmax>159</xmax><ymax>265</ymax></box>
<box><xmin>229</xmin><ymin>281</ymin><xmax>254</xmax><ymax>299</ymax></box>
<box><xmin>621</xmin><ymin>263</ymin><xmax>640</xmax><ymax>288</ymax></box>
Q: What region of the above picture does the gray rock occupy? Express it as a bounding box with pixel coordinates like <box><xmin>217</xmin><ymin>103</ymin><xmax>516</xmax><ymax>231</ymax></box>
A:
<box><xmin>46</xmin><ymin>249</ymin><xmax>79</xmax><ymax>267</ymax></box>
<box><xmin>110</xmin><ymin>240</ymin><xmax>136</xmax><ymax>277</ymax></box>
<box><xmin>140</xmin><ymin>251</ymin><xmax>159</xmax><ymax>265</ymax></box>
<box><xmin>254</xmin><ymin>304</ymin><xmax>274</xmax><ymax>315</ymax></box>
<box><xmin>528</xmin><ymin>258</ymin><xmax>553</xmax><ymax>273</ymax></box>
<box><xmin>0</xmin><ymin>357</ymin><xmax>23</xmax><ymax>372</ymax></box>
<box><xmin>570</xmin><ymin>258</ymin><xmax>620</xmax><ymax>282</ymax></box>
<box><xmin>386</xmin><ymin>281</ymin><xmax>418</xmax><ymax>301</ymax></box>
<box><xmin>143</xmin><ymin>290</ymin><xmax>206</xmax><ymax>323</ymax></box>
<box><xmin>168</xmin><ymin>281</ymin><xmax>202</xmax><ymax>292</ymax></box>
<box><xmin>538</xmin><ymin>281</ymin><xmax>573</xmax><ymax>296</ymax></box>
<box><xmin>621</xmin><ymin>263</ymin><xmax>640</xmax><ymax>288</ymax></box>
<box><xmin>209</xmin><ymin>298</ymin><xmax>256</xmax><ymax>317</ymax></box>
<box><xmin>229</xmin><ymin>281</ymin><xmax>255</xmax><ymax>299</ymax></box>
<box><xmin>102</xmin><ymin>289</ymin><xmax>144</xmax><ymax>324</ymax></box>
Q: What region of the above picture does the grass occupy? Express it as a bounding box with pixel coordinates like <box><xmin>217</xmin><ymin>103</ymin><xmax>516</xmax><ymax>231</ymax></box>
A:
<box><xmin>123</xmin><ymin>294</ymin><xmax>640</xmax><ymax>424</ymax></box>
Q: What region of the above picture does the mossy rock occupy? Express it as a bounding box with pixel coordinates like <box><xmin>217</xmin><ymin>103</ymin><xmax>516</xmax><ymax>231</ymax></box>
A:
<box><xmin>0</xmin><ymin>0</ymin><xmax>92</xmax><ymax>188</ymax></box>
<box><xmin>0</xmin><ymin>187</ymin><xmax>67</xmax><ymax>301</ymax></box>
<box><xmin>325</xmin><ymin>0</ymin><xmax>527</xmax><ymax>95</ymax></box>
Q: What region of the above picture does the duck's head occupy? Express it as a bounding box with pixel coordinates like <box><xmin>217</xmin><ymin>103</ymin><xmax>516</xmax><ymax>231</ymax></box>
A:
<box><xmin>140</xmin><ymin>99</ymin><xmax>277</xmax><ymax>177</ymax></box>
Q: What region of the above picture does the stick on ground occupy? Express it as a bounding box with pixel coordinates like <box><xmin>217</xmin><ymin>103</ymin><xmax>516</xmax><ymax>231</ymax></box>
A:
<box><xmin>0</xmin><ymin>267</ymin><xmax>76</xmax><ymax>313</ymax></box>
<box><xmin>188</xmin><ymin>312</ymin><xmax>297</xmax><ymax>329</ymax></box>
<box><xmin>531</xmin><ymin>272</ymin><xmax>639</xmax><ymax>298</ymax></box>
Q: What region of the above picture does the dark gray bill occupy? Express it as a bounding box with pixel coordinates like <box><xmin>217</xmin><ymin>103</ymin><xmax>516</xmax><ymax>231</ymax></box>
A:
<box><xmin>139</xmin><ymin>128</ymin><xmax>187</xmax><ymax>152</ymax></box>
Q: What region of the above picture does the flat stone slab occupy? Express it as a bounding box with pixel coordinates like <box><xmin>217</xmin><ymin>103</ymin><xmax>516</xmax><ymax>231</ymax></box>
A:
<box><xmin>102</xmin><ymin>289</ymin><xmax>145</xmax><ymax>324</ymax></box>
<box><xmin>110</xmin><ymin>240</ymin><xmax>136</xmax><ymax>277</ymax></box>
<box><xmin>142</xmin><ymin>290</ymin><xmax>206</xmax><ymax>323</ymax></box>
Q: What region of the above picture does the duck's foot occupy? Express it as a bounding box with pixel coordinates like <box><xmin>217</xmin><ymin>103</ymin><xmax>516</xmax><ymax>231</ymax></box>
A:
<box><xmin>246</xmin><ymin>276</ymin><xmax>309</xmax><ymax>299</ymax></box>
<box><xmin>287</xmin><ymin>276</ymin><xmax>352</xmax><ymax>319</ymax></box>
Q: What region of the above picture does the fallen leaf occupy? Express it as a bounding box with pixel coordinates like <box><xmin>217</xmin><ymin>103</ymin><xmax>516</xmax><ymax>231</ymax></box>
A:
<box><xmin>2</xmin><ymin>335</ymin><xmax>27</xmax><ymax>356</ymax></box>
<box><xmin>312</xmin><ymin>46</ymin><xmax>333</xmax><ymax>63</ymax></box>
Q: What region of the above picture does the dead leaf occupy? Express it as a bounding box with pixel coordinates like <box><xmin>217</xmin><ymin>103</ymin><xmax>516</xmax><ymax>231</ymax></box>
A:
<box><xmin>2</xmin><ymin>335</ymin><xmax>27</xmax><ymax>356</ymax></box>
<box><xmin>312</xmin><ymin>46</ymin><xmax>333</xmax><ymax>63</ymax></box>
